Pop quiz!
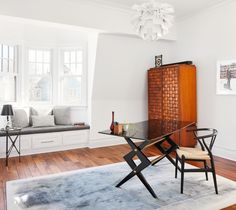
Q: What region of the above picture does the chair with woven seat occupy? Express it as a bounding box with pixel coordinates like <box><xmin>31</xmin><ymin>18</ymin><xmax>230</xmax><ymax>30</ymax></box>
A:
<box><xmin>175</xmin><ymin>128</ymin><xmax>218</xmax><ymax>194</ymax></box>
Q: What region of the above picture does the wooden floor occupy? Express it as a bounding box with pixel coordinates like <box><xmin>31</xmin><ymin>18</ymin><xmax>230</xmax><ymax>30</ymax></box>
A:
<box><xmin>0</xmin><ymin>144</ymin><xmax>235</xmax><ymax>210</ymax></box>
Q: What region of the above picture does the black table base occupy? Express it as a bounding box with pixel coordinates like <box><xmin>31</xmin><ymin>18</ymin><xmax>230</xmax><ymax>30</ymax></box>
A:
<box><xmin>5</xmin><ymin>130</ymin><xmax>21</xmax><ymax>167</ymax></box>
<box><xmin>116</xmin><ymin>135</ymin><xmax>178</xmax><ymax>198</ymax></box>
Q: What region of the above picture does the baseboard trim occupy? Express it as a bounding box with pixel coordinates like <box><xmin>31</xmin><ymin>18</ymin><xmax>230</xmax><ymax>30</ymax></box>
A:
<box><xmin>0</xmin><ymin>143</ymin><xmax>88</xmax><ymax>158</ymax></box>
<box><xmin>214</xmin><ymin>145</ymin><xmax>236</xmax><ymax>161</ymax></box>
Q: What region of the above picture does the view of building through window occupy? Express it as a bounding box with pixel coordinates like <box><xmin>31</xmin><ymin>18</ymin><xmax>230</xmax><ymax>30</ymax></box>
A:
<box><xmin>61</xmin><ymin>49</ymin><xmax>83</xmax><ymax>104</ymax></box>
<box><xmin>28</xmin><ymin>49</ymin><xmax>52</xmax><ymax>102</ymax></box>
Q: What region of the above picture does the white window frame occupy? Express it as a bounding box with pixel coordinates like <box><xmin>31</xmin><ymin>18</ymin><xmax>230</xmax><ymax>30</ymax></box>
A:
<box><xmin>0</xmin><ymin>44</ymin><xmax>18</xmax><ymax>104</ymax></box>
<box><xmin>59</xmin><ymin>47</ymin><xmax>87</xmax><ymax>106</ymax></box>
<box><xmin>2</xmin><ymin>43</ymin><xmax>88</xmax><ymax>107</ymax></box>
<box><xmin>25</xmin><ymin>47</ymin><xmax>53</xmax><ymax>105</ymax></box>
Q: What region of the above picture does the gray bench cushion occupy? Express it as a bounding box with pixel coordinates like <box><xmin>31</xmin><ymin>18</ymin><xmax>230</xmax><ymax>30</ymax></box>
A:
<box><xmin>0</xmin><ymin>125</ymin><xmax>90</xmax><ymax>136</ymax></box>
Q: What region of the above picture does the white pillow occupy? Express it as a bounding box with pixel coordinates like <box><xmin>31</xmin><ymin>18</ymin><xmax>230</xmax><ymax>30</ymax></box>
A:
<box><xmin>29</xmin><ymin>107</ymin><xmax>53</xmax><ymax>126</ymax></box>
<box><xmin>53</xmin><ymin>106</ymin><xmax>72</xmax><ymax>125</ymax></box>
<box><xmin>32</xmin><ymin>115</ymin><xmax>55</xmax><ymax>128</ymax></box>
<box><xmin>11</xmin><ymin>108</ymin><xmax>30</xmax><ymax>128</ymax></box>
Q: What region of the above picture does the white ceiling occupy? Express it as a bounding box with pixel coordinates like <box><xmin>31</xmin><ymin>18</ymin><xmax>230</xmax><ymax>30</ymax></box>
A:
<box><xmin>87</xmin><ymin>0</ymin><xmax>228</xmax><ymax>19</ymax></box>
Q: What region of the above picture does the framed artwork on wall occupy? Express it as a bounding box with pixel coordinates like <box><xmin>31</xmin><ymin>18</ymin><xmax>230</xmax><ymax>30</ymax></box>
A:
<box><xmin>155</xmin><ymin>55</ymin><xmax>162</xmax><ymax>67</ymax></box>
<box><xmin>216</xmin><ymin>60</ymin><xmax>236</xmax><ymax>95</ymax></box>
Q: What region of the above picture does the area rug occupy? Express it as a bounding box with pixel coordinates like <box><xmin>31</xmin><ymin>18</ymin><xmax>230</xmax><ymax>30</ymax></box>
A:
<box><xmin>7</xmin><ymin>159</ymin><xmax>236</xmax><ymax>210</ymax></box>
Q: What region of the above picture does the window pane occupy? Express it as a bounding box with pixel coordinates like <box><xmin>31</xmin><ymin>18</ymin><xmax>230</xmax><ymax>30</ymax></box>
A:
<box><xmin>29</xmin><ymin>76</ymin><xmax>52</xmax><ymax>102</ymax></box>
<box><xmin>13</xmin><ymin>57</ymin><xmax>17</xmax><ymax>74</ymax></box>
<box><xmin>29</xmin><ymin>50</ymin><xmax>36</xmax><ymax>62</ymax></box>
<box><xmin>36</xmin><ymin>63</ymin><xmax>43</xmax><ymax>74</ymax></box>
<box><xmin>64</xmin><ymin>52</ymin><xmax>70</xmax><ymax>63</ymax></box>
<box><xmin>71</xmin><ymin>64</ymin><xmax>76</xmax><ymax>74</ymax></box>
<box><xmin>63</xmin><ymin>64</ymin><xmax>71</xmax><ymax>74</ymax></box>
<box><xmin>76</xmin><ymin>64</ymin><xmax>83</xmax><ymax>75</ymax></box>
<box><xmin>9</xmin><ymin>60</ymin><xmax>14</xmax><ymax>73</ymax></box>
<box><xmin>3</xmin><ymin>45</ymin><xmax>8</xmax><ymax>59</ymax></box>
<box><xmin>9</xmin><ymin>47</ymin><xmax>14</xmax><ymax>60</ymax></box>
<box><xmin>76</xmin><ymin>51</ymin><xmax>83</xmax><ymax>63</ymax></box>
<box><xmin>0</xmin><ymin>44</ymin><xmax>2</xmax><ymax>58</ymax></box>
<box><xmin>62</xmin><ymin>77</ymin><xmax>81</xmax><ymax>104</ymax></box>
<box><xmin>36</xmin><ymin>51</ymin><xmax>43</xmax><ymax>62</ymax></box>
<box><xmin>0</xmin><ymin>76</ymin><xmax>16</xmax><ymax>102</ymax></box>
<box><xmin>3</xmin><ymin>59</ymin><xmax>8</xmax><ymax>72</ymax></box>
<box><xmin>29</xmin><ymin>63</ymin><xmax>36</xmax><ymax>74</ymax></box>
<box><xmin>71</xmin><ymin>51</ymin><xmax>76</xmax><ymax>63</ymax></box>
<box><xmin>44</xmin><ymin>51</ymin><xmax>50</xmax><ymax>63</ymax></box>
<box><xmin>43</xmin><ymin>63</ymin><xmax>50</xmax><ymax>74</ymax></box>
<box><xmin>0</xmin><ymin>59</ymin><xmax>2</xmax><ymax>72</ymax></box>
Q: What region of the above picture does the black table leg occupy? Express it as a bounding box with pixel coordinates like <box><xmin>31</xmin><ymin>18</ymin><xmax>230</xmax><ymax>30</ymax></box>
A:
<box><xmin>137</xmin><ymin>173</ymin><xmax>157</xmax><ymax>198</ymax></box>
<box><xmin>116</xmin><ymin>137</ymin><xmax>158</xmax><ymax>198</ymax></box>
<box><xmin>5</xmin><ymin>132</ymin><xmax>21</xmax><ymax>166</ymax></box>
<box><xmin>152</xmin><ymin>135</ymin><xmax>178</xmax><ymax>167</ymax></box>
<box><xmin>6</xmin><ymin>135</ymin><xmax>8</xmax><ymax>167</ymax></box>
<box><xmin>19</xmin><ymin>135</ymin><xmax>21</xmax><ymax>162</ymax></box>
<box><xmin>116</xmin><ymin>135</ymin><xmax>179</xmax><ymax>198</ymax></box>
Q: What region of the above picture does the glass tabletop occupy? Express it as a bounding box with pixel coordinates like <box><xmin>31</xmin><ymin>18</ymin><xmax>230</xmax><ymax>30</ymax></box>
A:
<box><xmin>0</xmin><ymin>127</ymin><xmax>22</xmax><ymax>136</ymax></box>
<box><xmin>99</xmin><ymin>119</ymin><xmax>195</xmax><ymax>141</ymax></box>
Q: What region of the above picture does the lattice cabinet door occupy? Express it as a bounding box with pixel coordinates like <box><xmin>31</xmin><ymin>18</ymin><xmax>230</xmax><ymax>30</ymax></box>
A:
<box><xmin>148</xmin><ymin>70</ymin><xmax>163</xmax><ymax>120</ymax></box>
<box><xmin>162</xmin><ymin>66</ymin><xmax>179</xmax><ymax>120</ymax></box>
<box><xmin>148</xmin><ymin>64</ymin><xmax>197</xmax><ymax>147</ymax></box>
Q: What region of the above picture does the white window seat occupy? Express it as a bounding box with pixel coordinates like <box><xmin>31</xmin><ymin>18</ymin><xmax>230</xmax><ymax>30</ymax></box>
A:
<box><xmin>0</xmin><ymin>125</ymin><xmax>90</xmax><ymax>158</ymax></box>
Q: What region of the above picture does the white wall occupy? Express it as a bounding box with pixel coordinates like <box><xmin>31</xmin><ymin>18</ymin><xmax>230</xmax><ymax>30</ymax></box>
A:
<box><xmin>169</xmin><ymin>1</ymin><xmax>236</xmax><ymax>160</ymax></box>
<box><xmin>90</xmin><ymin>34</ymin><xmax>173</xmax><ymax>146</ymax></box>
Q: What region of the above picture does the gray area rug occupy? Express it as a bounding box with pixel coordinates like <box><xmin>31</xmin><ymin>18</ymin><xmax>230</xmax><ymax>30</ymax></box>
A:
<box><xmin>7</xmin><ymin>159</ymin><xmax>236</xmax><ymax>210</ymax></box>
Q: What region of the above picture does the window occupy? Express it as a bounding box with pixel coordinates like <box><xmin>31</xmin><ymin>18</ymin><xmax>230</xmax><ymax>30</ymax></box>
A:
<box><xmin>0</xmin><ymin>44</ymin><xmax>17</xmax><ymax>102</ymax></box>
<box><xmin>61</xmin><ymin>49</ymin><xmax>84</xmax><ymax>104</ymax></box>
<box><xmin>0</xmin><ymin>45</ymin><xmax>87</xmax><ymax>106</ymax></box>
<box><xmin>28</xmin><ymin>49</ymin><xmax>52</xmax><ymax>103</ymax></box>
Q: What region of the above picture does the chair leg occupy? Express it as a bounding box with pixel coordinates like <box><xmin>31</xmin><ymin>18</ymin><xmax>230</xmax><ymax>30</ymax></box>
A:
<box><xmin>203</xmin><ymin>160</ymin><xmax>208</xmax><ymax>181</ymax></box>
<box><xmin>175</xmin><ymin>154</ymin><xmax>178</xmax><ymax>178</ymax></box>
<box><xmin>180</xmin><ymin>155</ymin><xmax>185</xmax><ymax>194</ymax></box>
<box><xmin>210</xmin><ymin>158</ymin><xmax>218</xmax><ymax>194</ymax></box>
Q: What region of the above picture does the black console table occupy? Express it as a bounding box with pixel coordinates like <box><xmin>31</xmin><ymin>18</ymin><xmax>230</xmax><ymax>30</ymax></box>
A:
<box><xmin>0</xmin><ymin>128</ymin><xmax>22</xmax><ymax>166</ymax></box>
<box><xmin>99</xmin><ymin>120</ymin><xmax>195</xmax><ymax>198</ymax></box>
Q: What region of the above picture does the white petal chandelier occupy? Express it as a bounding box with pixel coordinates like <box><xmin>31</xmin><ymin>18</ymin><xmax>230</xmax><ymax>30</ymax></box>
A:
<box><xmin>132</xmin><ymin>0</ymin><xmax>175</xmax><ymax>41</ymax></box>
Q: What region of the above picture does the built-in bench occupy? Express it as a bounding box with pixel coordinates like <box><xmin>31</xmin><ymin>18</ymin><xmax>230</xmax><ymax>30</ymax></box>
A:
<box><xmin>0</xmin><ymin>106</ymin><xmax>91</xmax><ymax>157</ymax></box>
<box><xmin>0</xmin><ymin>125</ymin><xmax>90</xmax><ymax>136</ymax></box>
<box><xmin>0</xmin><ymin>125</ymin><xmax>90</xmax><ymax>157</ymax></box>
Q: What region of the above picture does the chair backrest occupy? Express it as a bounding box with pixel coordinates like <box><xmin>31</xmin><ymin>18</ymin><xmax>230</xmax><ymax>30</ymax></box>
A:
<box><xmin>193</xmin><ymin>128</ymin><xmax>218</xmax><ymax>155</ymax></box>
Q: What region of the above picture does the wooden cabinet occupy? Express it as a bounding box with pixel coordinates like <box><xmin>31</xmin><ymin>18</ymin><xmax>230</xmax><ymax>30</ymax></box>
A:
<box><xmin>148</xmin><ymin>64</ymin><xmax>197</xmax><ymax>147</ymax></box>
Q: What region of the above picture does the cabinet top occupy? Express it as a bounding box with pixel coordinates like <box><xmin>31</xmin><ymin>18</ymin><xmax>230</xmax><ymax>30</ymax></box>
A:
<box><xmin>149</xmin><ymin>64</ymin><xmax>196</xmax><ymax>71</ymax></box>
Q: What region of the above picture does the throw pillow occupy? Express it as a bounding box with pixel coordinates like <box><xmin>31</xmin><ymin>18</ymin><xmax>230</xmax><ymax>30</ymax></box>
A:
<box><xmin>29</xmin><ymin>107</ymin><xmax>53</xmax><ymax>126</ymax></box>
<box><xmin>32</xmin><ymin>115</ymin><xmax>55</xmax><ymax>128</ymax></box>
<box><xmin>11</xmin><ymin>109</ymin><xmax>29</xmax><ymax>128</ymax></box>
<box><xmin>53</xmin><ymin>106</ymin><xmax>72</xmax><ymax>125</ymax></box>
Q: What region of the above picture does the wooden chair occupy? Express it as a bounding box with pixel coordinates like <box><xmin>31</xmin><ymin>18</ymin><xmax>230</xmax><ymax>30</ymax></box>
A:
<box><xmin>175</xmin><ymin>128</ymin><xmax>218</xmax><ymax>194</ymax></box>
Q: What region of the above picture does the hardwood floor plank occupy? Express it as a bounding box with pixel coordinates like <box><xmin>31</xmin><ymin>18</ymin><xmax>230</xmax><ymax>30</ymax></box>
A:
<box><xmin>0</xmin><ymin>144</ymin><xmax>235</xmax><ymax>210</ymax></box>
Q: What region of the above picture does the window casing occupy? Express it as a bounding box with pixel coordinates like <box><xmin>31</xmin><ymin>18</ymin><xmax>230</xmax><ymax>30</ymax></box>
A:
<box><xmin>0</xmin><ymin>44</ymin><xmax>87</xmax><ymax>107</ymax></box>
<box><xmin>27</xmin><ymin>49</ymin><xmax>52</xmax><ymax>103</ymax></box>
<box><xmin>60</xmin><ymin>49</ymin><xmax>86</xmax><ymax>105</ymax></box>
<box><xmin>0</xmin><ymin>44</ymin><xmax>18</xmax><ymax>102</ymax></box>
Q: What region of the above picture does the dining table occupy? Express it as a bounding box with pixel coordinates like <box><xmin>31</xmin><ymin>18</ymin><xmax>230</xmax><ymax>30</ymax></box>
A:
<box><xmin>99</xmin><ymin>119</ymin><xmax>195</xmax><ymax>198</ymax></box>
